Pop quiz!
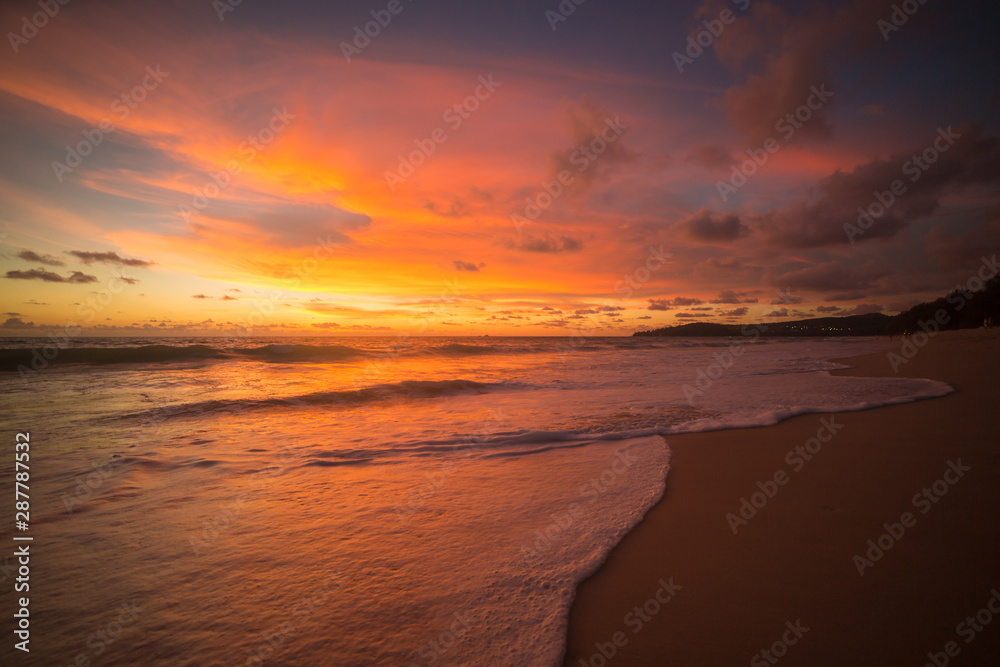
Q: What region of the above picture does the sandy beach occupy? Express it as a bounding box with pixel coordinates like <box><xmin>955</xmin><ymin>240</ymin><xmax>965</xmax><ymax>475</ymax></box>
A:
<box><xmin>565</xmin><ymin>329</ymin><xmax>1000</xmax><ymax>666</ymax></box>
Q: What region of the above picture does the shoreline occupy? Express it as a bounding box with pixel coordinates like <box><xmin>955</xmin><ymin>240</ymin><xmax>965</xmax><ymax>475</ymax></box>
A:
<box><xmin>563</xmin><ymin>328</ymin><xmax>1000</xmax><ymax>666</ymax></box>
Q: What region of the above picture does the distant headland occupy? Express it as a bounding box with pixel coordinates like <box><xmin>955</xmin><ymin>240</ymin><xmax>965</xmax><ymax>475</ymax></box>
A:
<box><xmin>634</xmin><ymin>275</ymin><xmax>999</xmax><ymax>337</ymax></box>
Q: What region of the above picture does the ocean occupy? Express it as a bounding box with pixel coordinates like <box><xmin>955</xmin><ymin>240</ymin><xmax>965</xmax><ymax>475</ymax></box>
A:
<box><xmin>0</xmin><ymin>335</ymin><xmax>952</xmax><ymax>665</ymax></box>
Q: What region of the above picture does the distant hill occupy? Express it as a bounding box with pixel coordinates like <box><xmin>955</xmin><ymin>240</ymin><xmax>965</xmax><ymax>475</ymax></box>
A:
<box><xmin>634</xmin><ymin>313</ymin><xmax>892</xmax><ymax>337</ymax></box>
<box><xmin>890</xmin><ymin>274</ymin><xmax>999</xmax><ymax>335</ymax></box>
<box><xmin>634</xmin><ymin>275</ymin><xmax>1000</xmax><ymax>337</ymax></box>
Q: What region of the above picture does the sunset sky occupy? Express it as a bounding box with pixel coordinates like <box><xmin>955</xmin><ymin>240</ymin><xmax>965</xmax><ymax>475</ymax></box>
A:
<box><xmin>1</xmin><ymin>0</ymin><xmax>998</xmax><ymax>335</ymax></box>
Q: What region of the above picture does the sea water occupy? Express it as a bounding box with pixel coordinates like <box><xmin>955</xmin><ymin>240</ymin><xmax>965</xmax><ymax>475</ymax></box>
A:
<box><xmin>0</xmin><ymin>336</ymin><xmax>952</xmax><ymax>665</ymax></box>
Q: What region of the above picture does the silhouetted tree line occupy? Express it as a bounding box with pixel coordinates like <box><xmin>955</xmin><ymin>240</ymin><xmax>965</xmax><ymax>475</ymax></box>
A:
<box><xmin>890</xmin><ymin>275</ymin><xmax>999</xmax><ymax>335</ymax></box>
<box><xmin>635</xmin><ymin>275</ymin><xmax>1000</xmax><ymax>337</ymax></box>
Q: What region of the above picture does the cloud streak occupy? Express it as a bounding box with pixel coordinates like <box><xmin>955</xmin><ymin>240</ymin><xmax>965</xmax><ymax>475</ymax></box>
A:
<box><xmin>5</xmin><ymin>268</ymin><xmax>98</xmax><ymax>283</ymax></box>
<box><xmin>68</xmin><ymin>251</ymin><xmax>155</xmax><ymax>267</ymax></box>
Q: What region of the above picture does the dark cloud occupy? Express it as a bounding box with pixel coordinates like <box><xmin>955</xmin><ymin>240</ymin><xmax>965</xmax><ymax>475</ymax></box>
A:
<box><xmin>825</xmin><ymin>292</ymin><xmax>868</xmax><ymax>302</ymax></box>
<box><xmin>815</xmin><ymin>305</ymin><xmax>841</xmax><ymax>313</ymax></box>
<box><xmin>720</xmin><ymin>307</ymin><xmax>750</xmax><ymax>317</ymax></box>
<box><xmin>547</xmin><ymin>99</ymin><xmax>634</xmax><ymax>190</ymax></box>
<box><xmin>767</xmin><ymin>261</ymin><xmax>883</xmax><ymax>294</ymax></box>
<box><xmin>221</xmin><ymin>295</ymin><xmax>238</xmax><ymax>301</ymax></box>
<box><xmin>2</xmin><ymin>317</ymin><xmax>34</xmax><ymax>328</ymax></box>
<box><xmin>924</xmin><ymin>216</ymin><xmax>1000</xmax><ymax>271</ymax></box>
<box><xmin>5</xmin><ymin>268</ymin><xmax>98</xmax><ymax>283</ymax></box>
<box><xmin>766</xmin><ymin>308</ymin><xmax>789</xmax><ymax>318</ymax></box>
<box><xmin>770</xmin><ymin>293</ymin><xmax>802</xmax><ymax>305</ymax></box>
<box><xmin>17</xmin><ymin>250</ymin><xmax>64</xmax><ymax>266</ymax></box>
<box><xmin>708</xmin><ymin>0</ymin><xmax>899</xmax><ymax>144</ymax></box>
<box><xmin>678</xmin><ymin>209</ymin><xmax>749</xmax><ymax>243</ymax></box>
<box><xmin>711</xmin><ymin>289</ymin><xmax>758</xmax><ymax>304</ymax></box>
<box><xmin>192</xmin><ymin>294</ymin><xmax>212</xmax><ymax>299</ymax></box>
<box><xmin>500</xmin><ymin>234</ymin><xmax>582</xmax><ymax>254</ymax></box>
<box><xmin>686</xmin><ymin>145</ymin><xmax>732</xmax><ymax>170</ymax></box>
<box><xmin>423</xmin><ymin>198</ymin><xmax>470</xmax><ymax>219</ymax></box>
<box><xmin>705</xmin><ymin>257</ymin><xmax>742</xmax><ymax>271</ymax></box>
<box><xmin>755</xmin><ymin>123</ymin><xmax>1000</xmax><ymax>248</ymax></box>
<box><xmin>68</xmin><ymin>250</ymin><xmax>155</xmax><ymax>267</ymax></box>
<box><xmin>453</xmin><ymin>261</ymin><xmax>482</xmax><ymax>272</ymax></box>
<box><xmin>648</xmin><ymin>296</ymin><xmax>702</xmax><ymax>310</ymax></box>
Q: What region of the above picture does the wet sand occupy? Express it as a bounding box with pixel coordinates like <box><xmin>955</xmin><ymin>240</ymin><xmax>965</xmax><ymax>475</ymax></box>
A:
<box><xmin>564</xmin><ymin>328</ymin><xmax>1000</xmax><ymax>666</ymax></box>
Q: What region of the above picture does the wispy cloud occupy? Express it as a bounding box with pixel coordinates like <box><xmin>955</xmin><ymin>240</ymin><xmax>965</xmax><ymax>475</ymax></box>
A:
<box><xmin>17</xmin><ymin>250</ymin><xmax>65</xmax><ymax>266</ymax></box>
<box><xmin>68</xmin><ymin>251</ymin><xmax>155</xmax><ymax>268</ymax></box>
